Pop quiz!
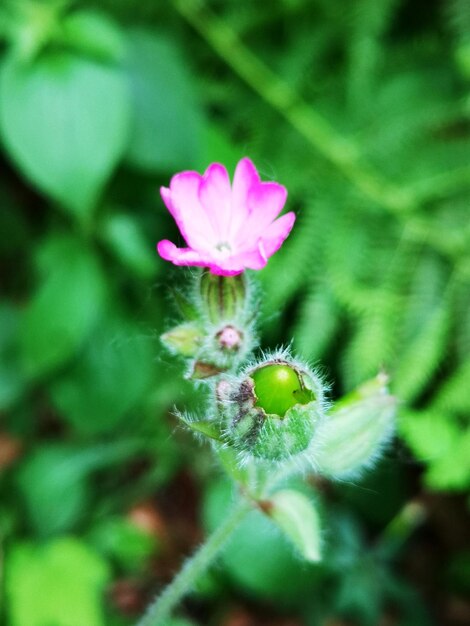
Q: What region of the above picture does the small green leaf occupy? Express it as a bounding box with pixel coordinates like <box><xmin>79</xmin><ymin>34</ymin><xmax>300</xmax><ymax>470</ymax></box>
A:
<box><xmin>89</xmin><ymin>517</ymin><xmax>157</xmax><ymax>572</ymax></box>
<box><xmin>21</xmin><ymin>236</ymin><xmax>106</xmax><ymax>378</ymax></box>
<box><xmin>161</xmin><ymin>322</ymin><xmax>204</xmax><ymax>357</ymax></box>
<box><xmin>100</xmin><ymin>212</ymin><xmax>158</xmax><ymax>278</ymax></box>
<box><xmin>313</xmin><ymin>374</ymin><xmax>396</xmax><ymax>479</ymax></box>
<box><xmin>0</xmin><ymin>50</ymin><xmax>130</xmax><ymax>220</ymax></box>
<box><xmin>5</xmin><ymin>537</ymin><xmax>110</xmax><ymax>626</ymax></box>
<box><xmin>181</xmin><ymin>417</ymin><xmax>223</xmax><ymax>441</ymax></box>
<box><xmin>124</xmin><ymin>29</ymin><xmax>203</xmax><ymax>171</ymax></box>
<box><xmin>16</xmin><ymin>445</ymin><xmax>90</xmax><ymax>536</ymax></box>
<box><xmin>267</xmin><ymin>489</ymin><xmax>322</xmax><ymax>562</ymax></box>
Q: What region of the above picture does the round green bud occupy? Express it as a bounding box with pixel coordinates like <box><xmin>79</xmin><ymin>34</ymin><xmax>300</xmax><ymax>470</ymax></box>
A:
<box><xmin>251</xmin><ymin>364</ymin><xmax>314</xmax><ymax>417</ymax></box>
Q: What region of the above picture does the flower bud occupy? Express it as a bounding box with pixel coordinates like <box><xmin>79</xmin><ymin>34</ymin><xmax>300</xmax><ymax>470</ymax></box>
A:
<box><xmin>216</xmin><ymin>325</ymin><xmax>243</xmax><ymax>352</ymax></box>
<box><xmin>221</xmin><ymin>356</ymin><xmax>326</xmax><ymax>462</ymax></box>
<box><xmin>199</xmin><ymin>272</ymin><xmax>246</xmax><ymax>324</ymax></box>
<box><xmin>196</xmin><ymin>322</ymin><xmax>254</xmax><ymax>375</ymax></box>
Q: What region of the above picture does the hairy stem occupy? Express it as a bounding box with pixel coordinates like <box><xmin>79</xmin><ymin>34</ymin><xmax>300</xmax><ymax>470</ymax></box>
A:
<box><xmin>135</xmin><ymin>497</ymin><xmax>250</xmax><ymax>626</ymax></box>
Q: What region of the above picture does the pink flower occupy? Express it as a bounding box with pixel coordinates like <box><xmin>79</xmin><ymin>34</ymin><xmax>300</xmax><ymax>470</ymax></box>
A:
<box><xmin>157</xmin><ymin>157</ymin><xmax>295</xmax><ymax>276</ymax></box>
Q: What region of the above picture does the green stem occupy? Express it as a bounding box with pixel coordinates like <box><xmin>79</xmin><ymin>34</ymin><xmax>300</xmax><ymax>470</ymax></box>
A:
<box><xmin>135</xmin><ymin>497</ymin><xmax>250</xmax><ymax>626</ymax></box>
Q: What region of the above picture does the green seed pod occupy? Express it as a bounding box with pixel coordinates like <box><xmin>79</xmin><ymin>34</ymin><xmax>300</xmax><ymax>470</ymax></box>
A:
<box><xmin>221</xmin><ymin>355</ymin><xmax>326</xmax><ymax>462</ymax></box>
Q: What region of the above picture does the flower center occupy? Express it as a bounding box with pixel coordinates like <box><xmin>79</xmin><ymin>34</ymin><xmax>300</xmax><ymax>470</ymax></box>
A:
<box><xmin>214</xmin><ymin>241</ymin><xmax>232</xmax><ymax>257</ymax></box>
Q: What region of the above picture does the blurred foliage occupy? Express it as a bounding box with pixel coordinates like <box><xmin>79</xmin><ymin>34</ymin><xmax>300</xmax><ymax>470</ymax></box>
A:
<box><xmin>0</xmin><ymin>0</ymin><xmax>469</xmax><ymax>625</ymax></box>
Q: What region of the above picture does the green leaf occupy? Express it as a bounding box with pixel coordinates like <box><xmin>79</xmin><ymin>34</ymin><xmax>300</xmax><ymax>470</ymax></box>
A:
<box><xmin>50</xmin><ymin>318</ymin><xmax>155</xmax><ymax>434</ymax></box>
<box><xmin>16</xmin><ymin>445</ymin><xmax>90</xmax><ymax>536</ymax></box>
<box><xmin>5</xmin><ymin>537</ymin><xmax>110</xmax><ymax>626</ymax></box>
<box><xmin>398</xmin><ymin>409</ymin><xmax>458</xmax><ymax>461</ymax></box>
<box><xmin>17</xmin><ymin>441</ymin><xmax>146</xmax><ymax>535</ymax></box>
<box><xmin>202</xmin><ymin>479</ymin><xmax>322</xmax><ymax>606</ymax></box>
<box><xmin>432</xmin><ymin>361</ymin><xmax>470</xmax><ymax>415</ymax></box>
<box><xmin>425</xmin><ymin>430</ymin><xmax>470</xmax><ymax>491</ymax></box>
<box><xmin>100</xmin><ymin>212</ymin><xmax>158</xmax><ymax>278</ymax></box>
<box><xmin>161</xmin><ymin>322</ymin><xmax>204</xmax><ymax>357</ymax></box>
<box><xmin>124</xmin><ymin>29</ymin><xmax>203</xmax><ymax>171</ymax></box>
<box><xmin>293</xmin><ymin>286</ymin><xmax>339</xmax><ymax>360</ymax></box>
<box><xmin>61</xmin><ymin>10</ymin><xmax>126</xmax><ymax>62</ymax></box>
<box><xmin>0</xmin><ymin>50</ymin><xmax>130</xmax><ymax>220</ymax></box>
<box><xmin>313</xmin><ymin>374</ymin><xmax>396</xmax><ymax>479</ymax></box>
<box><xmin>393</xmin><ymin>305</ymin><xmax>449</xmax><ymax>403</ymax></box>
<box><xmin>180</xmin><ymin>417</ymin><xmax>223</xmax><ymax>441</ymax></box>
<box><xmin>20</xmin><ymin>236</ymin><xmax>106</xmax><ymax>378</ymax></box>
<box><xmin>399</xmin><ymin>410</ymin><xmax>470</xmax><ymax>491</ymax></box>
<box><xmin>267</xmin><ymin>489</ymin><xmax>322</xmax><ymax>562</ymax></box>
<box><xmin>89</xmin><ymin>517</ymin><xmax>157</xmax><ymax>572</ymax></box>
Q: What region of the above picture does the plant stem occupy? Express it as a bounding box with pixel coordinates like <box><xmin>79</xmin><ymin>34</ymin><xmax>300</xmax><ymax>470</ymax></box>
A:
<box><xmin>135</xmin><ymin>497</ymin><xmax>250</xmax><ymax>626</ymax></box>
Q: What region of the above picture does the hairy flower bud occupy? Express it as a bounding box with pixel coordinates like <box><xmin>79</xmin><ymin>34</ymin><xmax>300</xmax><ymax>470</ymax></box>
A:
<box><xmin>216</xmin><ymin>325</ymin><xmax>243</xmax><ymax>351</ymax></box>
<box><xmin>199</xmin><ymin>272</ymin><xmax>247</xmax><ymax>324</ymax></box>
<box><xmin>220</xmin><ymin>355</ymin><xmax>326</xmax><ymax>462</ymax></box>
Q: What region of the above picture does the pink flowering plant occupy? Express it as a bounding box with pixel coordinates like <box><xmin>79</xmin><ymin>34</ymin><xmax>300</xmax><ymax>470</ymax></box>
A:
<box><xmin>157</xmin><ymin>157</ymin><xmax>295</xmax><ymax>275</ymax></box>
<box><xmin>136</xmin><ymin>159</ymin><xmax>396</xmax><ymax>626</ymax></box>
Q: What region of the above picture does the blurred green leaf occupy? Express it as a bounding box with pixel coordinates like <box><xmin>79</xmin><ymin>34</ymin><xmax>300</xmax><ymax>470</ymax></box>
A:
<box><xmin>16</xmin><ymin>445</ymin><xmax>90</xmax><ymax>535</ymax></box>
<box><xmin>393</xmin><ymin>305</ymin><xmax>449</xmax><ymax>403</ymax></box>
<box><xmin>334</xmin><ymin>557</ymin><xmax>384</xmax><ymax>626</ymax></box>
<box><xmin>202</xmin><ymin>478</ymin><xmax>322</xmax><ymax>605</ymax></box>
<box><xmin>20</xmin><ymin>236</ymin><xmax>106</xmax><ymax>378</ymax></box>
<box><xmin>267</xmin><ymin>489</ymin><xmax>322</xmax><ymax>562</ymax></box>
<box><xmin>17</xmin><ymin>441</ymin><xmax>147</xmax><ymax>535</ymax></box>
<box><xmin>100</xmin><ymin>212</ymin><xmax>157</xmax><ymax>278</ymax></box>
<box><xmin>50</xmin><ymin>317</ymin><xmax>155</xmax><ymax>434</ymax></box>
<box><xmin>161</xmin><ymin>322</ymin><xmax>204</xmax><ymax>357</ymax></box>
<box><xmin>89</xmin><ymin>517</ymin><xmax>157</xmax><ymax>572</ymax></box>
<box><xmin>6</xmin><ymin>537</ymin><xmax>109</xmax><ymax>626</ymax></box>
<box><xmin>61</xmin><ymin>10</ymin><xmax>126</xmax><ymax>62</ymax></box>
<box><xmin>124</xmin><ymin>29</ymin><xmax>203</xmax><ymax>171</ymax></box>
<box><xmin>400</xmin><ymin>410</ymin><xmax>470</xmax><ymax>490</ymax></box>
<box><xmin>0</xmin><ymin>50</ymin><xmax>130</xmax><ymax>220</ymax></box>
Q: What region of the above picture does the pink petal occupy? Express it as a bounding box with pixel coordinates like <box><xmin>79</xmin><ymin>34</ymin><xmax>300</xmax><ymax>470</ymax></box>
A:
<box><xmin>198</xmin><ymin>163</ymin><xmax>232</xmax><ymax>239</ymax></box>
<box><xmin>234</xmin><ymin>181</ymin><xmax>287</xmax><ymax>246</ymax></box>
<box><xmin>157</xmin><ymin>240</ymin><xmax>210</xmax><ymax>267</ymax></box>
<box><xmin>248</xmin><ymin>182</ymin><xmax>287</xmax><ymax>223</ymax></box>
<box><xmin>160</xmin><ymin>186</ymin><xmax>190</xmax><ymax>246</ymax></box>
<box><xmin>260</xmin><ymin>212</ymin><xmax>296</xmax><ymax>257</ymax></box>
<box><xmin>232</xmin><ymin>158</ymin><xmax>260</xmax><ymax>212</ymax></box>
<box><xmin>168</xmin><ymin>172</ymin><xmax>217</xmax><ymax>250</ymax></box>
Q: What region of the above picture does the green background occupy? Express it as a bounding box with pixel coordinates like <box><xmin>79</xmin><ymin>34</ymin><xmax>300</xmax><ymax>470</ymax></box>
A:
<box><xmin>0</xmin><ymin>1</ymin><xmax>469</xmax><ymax>625</ymax></box>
